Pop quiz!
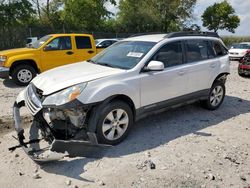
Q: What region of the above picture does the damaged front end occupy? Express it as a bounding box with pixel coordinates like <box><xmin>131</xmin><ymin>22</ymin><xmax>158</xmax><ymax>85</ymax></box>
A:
<box><xmin>11</xmin><ymin>84</ymin><xmax>110</xmax><ymax>162</ymax></box>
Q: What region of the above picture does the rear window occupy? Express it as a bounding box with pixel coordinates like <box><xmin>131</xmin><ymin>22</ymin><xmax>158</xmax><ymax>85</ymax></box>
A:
<box><xmin>212</xmin><ymin>41</ymin><xmax>228</xmax><ymax>56</ymax></box>
<box><xmin>75</xmin><ymin>36</ymin><xmax>92</xmax><ymax>49</ymax></box>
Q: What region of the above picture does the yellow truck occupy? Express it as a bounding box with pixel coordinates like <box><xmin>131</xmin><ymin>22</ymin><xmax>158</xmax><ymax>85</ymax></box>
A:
<box><xmin>0</xmin><ymin>33</ymin><xmax>102</xmax><ymax>85</ymax></box>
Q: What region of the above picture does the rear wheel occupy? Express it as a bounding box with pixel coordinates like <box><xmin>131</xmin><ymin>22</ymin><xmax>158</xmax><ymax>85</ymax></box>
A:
<box><xmin>201</xmin><ymin>81</ymin><xmax>225</xmax><ymax>110</ymax></box>
<box><xmin>94</xmin><ymin>101</ymin><xmax>133</xmax><ymax>145</ymax></box>
<box><xmin>12</xmin><ymin>64</ymin><xmax>36</xmax><ymax>86</ymax></box>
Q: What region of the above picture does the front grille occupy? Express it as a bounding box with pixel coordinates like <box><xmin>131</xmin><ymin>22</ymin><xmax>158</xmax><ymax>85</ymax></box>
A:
<box><xmin>25</xmin><ymin>84</ymin><xmax>42</xmax><ymax>115</ymax></box>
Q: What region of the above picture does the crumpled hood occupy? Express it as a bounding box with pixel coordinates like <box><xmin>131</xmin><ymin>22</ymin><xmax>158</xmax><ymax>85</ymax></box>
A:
<box><xmin>32</xmin><ymin>62</ymin><xmax>125</xmax><ymax>95</ymax></box>
<box><xmin>0</xmin><ymin>48</ymin><xmax>36</xmax><ymax>56</ymax></box>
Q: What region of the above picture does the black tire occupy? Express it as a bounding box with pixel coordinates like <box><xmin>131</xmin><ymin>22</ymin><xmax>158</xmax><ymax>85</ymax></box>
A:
<box><xmin>92</xmin><ymin>100</ymin><xmax>134</xmax><ymax>145</ymax></box>
<box><xmin>201</xmin><ymin>81</ymin><xmax>225</xmax><ymax>110</ymax></box>
<box><xmin>12</xmin><ymin>64</ymin><xmax>36</xmax><ymax>86</ymax></box>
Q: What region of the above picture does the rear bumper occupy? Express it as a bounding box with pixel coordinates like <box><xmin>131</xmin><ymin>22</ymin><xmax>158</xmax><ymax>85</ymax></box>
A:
<box><xmin>0</xmin><ymin>67</ymin><xmax>9</xmax><ymax>78</ymax></box>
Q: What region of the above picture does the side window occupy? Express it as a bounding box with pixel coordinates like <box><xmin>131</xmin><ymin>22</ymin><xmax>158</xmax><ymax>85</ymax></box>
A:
<box><xmin>212</xmin><ymin>41</ymin><xmax>228</xmax><ymax>56</ymax></box>
<box><xmin>185</xmin><ymin>40</ymin><xmax>209</xmax><ymax>63</ymax></box>
<box><xmin>75</xmin><ymin>36</ymin><xmax>92</xmax><ymax>49</ymax></box>
<box><xmin>46</xmin><ymin>37</ymin><xmax>72</xmax><ymax>50</ymax></box>
<box><xmin>153</xmin><ymin>41</ymin><xmax>183</xmax><ymax>68</ymax></box>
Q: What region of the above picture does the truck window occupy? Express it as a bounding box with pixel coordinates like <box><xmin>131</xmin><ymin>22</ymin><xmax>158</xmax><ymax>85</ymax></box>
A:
<box><xmin>75</xmin><ymin>36</ymin><xmax>92</xmax><ymax>49</ymax></box>
<box><xmin>47</xmin><ymin>37</ymin><xmax>72</xmax><ymax>50</ymax></box>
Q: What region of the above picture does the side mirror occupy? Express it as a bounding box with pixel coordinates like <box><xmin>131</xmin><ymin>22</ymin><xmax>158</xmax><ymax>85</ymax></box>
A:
<box><xmin>145</xmin><ymin>60</ymin><xmax>164</xmax><ymax>71</ymax></box>
<box><xmin>43</xmin><ymin>45</ymin><xmax>52</xmax><ymax>51</ymax></box>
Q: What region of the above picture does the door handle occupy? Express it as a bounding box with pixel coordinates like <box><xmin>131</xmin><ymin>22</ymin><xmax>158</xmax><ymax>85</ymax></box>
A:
<box><xmin>178</xmin><ymin>71</ymin><xmax>185</xmax><ymax>76</ymax></box>
<box><xmin>88</xmin><ymin>50</ymin><xmax>94</xmax><ymax>54</ymax></box>
<box><xmin>66</xmin><ymin>51</ymin><xmax>74</xmax><ymax>55</ymax></box>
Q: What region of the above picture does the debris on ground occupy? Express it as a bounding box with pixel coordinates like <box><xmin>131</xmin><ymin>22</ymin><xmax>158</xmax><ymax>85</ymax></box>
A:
<box><xmin>33</xmin><ymin>173</ymin><xmax>41</xmax><ymax>179</ymax></box>
<box><xmin>65</xmin><ymin>179</ymin><xmax>71</xmax><ymax>186</ymax></box>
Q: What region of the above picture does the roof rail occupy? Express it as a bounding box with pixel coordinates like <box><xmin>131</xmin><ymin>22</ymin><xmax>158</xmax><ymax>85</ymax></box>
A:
<box><xmin>130</xmin><ymin>32</ymin><xmax>166</xmax><ymax>37</ymax></box>
<box><xmin>165</xmin><ymin>31</ymin><xmax>220</xmax><ymax>38</ymax></box>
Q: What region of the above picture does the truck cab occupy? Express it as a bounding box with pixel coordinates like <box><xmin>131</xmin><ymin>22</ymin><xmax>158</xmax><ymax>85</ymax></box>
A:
<box><xmin>0</xmin><ymin>33</ymin><xmax>97</xmax><ymax>85</ymax></box>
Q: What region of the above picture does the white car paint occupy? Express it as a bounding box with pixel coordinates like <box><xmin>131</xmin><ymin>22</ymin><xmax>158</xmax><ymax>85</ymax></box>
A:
<box><xmin>32</xmin><ymin>62</ymin><xmax>125</xmax><ymax>95</ymax></box>
<box><xmin>17</xmin><ymin>33</ymin><xmax>230</xmax><ymax>115</ymax></box>
<box><xmin>229</xmin><ymin>42</ymin><xmax>250</xmax><ymax>60</ymax></box>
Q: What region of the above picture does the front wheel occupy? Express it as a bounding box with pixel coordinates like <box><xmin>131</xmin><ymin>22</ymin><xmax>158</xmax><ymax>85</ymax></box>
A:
<box><xmin>12</xmin><ymin>65</ymin><xmax>36</xmax><ymax>86</ymax></box>
<box><xmin>94</xmin><ymin>101</ymin><xmax>133</xmax><ymax>145</ymax></box>
<box><xmin>201</xmin><ymin>81</ymin><xmax>225</xmax><ymax>110</ymax></box>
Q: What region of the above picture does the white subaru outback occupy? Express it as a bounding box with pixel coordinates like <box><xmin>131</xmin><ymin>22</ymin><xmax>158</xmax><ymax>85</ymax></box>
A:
<box><xmin>12</xmin><ymin>32</ymin><xmax>230</xmax><ymax>161</ymax></box>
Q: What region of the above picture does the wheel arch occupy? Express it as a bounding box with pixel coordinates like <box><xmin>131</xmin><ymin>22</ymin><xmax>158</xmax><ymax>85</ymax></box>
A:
<box><xmin>10</xmin><ymin>60</ymin><xmax>40</xmax><ymax>76</ymax></box>
<box><xmin>212</xmin><ymin>72</ymin><xmax>229</xmax><ymax>85</ymax></box>
<box><xmin>102</xmin><ymin>94</ymin><xmax>137</xmax><ymax>121</ymax></box>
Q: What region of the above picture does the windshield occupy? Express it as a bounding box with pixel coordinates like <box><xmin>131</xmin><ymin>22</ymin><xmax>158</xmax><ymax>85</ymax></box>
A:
<box><xmin>31</xmin><ymin>35</ymin><xmax>52</xmax><ymax>49</ymax></box>
<box><xmin>230</xmin><ymin>43</ymin><xmax>250</xmax><ymax>49</ymax></box>
<box><xmin>91</xmin><ymin>41</ymin><xmax>156</xmax><ymax>70</ymax></box>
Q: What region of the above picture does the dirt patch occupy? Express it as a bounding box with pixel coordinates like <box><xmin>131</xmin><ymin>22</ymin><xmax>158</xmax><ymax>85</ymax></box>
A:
<box><xmin>0</xmin><ymin>62</ymin><xmax>249</xmax><ymax>188</ymax></box>
<box><xmin>0</xmin><ymin>115</ymin><xmax>32</xmax><ymax>135</ymax></box>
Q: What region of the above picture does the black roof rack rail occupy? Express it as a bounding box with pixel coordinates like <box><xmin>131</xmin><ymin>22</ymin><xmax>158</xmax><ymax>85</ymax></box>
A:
<box><xmin>165</xmin><ymin>31</ymin><xmax>220</xmax><ymax>38</ymax></box>
<box><xmin>130</xmin><ymin>32</ymin><xmax>166</xmax><ymax>37</ymax></box>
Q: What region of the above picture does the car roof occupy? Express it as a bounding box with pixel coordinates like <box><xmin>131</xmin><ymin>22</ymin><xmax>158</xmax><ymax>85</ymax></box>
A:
<box><xmin>123</xmin><ymin>32</ymin><xmax>220</xmax><ymax>43</ymax></box>
<box><xmin>124</xmin><ymin>34</ymin><xmax>167</xmax><ymax>42</ymax></box>
<box><xmin>49</xmin><ymin>33</ymin><xmax>93</xmax><ymax>37</ymax></box>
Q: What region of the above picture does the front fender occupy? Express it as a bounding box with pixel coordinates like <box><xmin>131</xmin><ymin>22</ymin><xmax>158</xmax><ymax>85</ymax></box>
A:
<box><xmin>6</xmin><ymin>53</ymin><xmax>40</xmax><ymax>69</ymax></box>
<box><xmin>78</xmin><ymin>81</ymin><xmax>140</xmax><ymax>109</ymax></box>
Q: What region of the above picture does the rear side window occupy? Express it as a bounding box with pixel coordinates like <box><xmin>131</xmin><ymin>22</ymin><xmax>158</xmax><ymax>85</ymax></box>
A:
<box><xmin>153</xmin><ymin>41</ymin><xmax>183</xmax><ymax>68</ymax></box>
<box><xmin>185</xmin><ymin>40</ymin><xmax>209</xmax><ymax>63</ymax></box>
<box><xmin>75</xmin><ymin>36</ymin><xmax>92</xmax><ymax>49</ymax></box>
<box><xmin>212</xmin><ymin>41</ymin><xmax>228</xmax><ymax>56</ymax></box>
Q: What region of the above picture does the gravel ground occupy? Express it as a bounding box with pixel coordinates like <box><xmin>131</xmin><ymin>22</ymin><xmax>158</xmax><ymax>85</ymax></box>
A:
<box><xmin>0</xmin><ymin>62</ymin><xmax>249</xmax><ymax>188</ymax></box>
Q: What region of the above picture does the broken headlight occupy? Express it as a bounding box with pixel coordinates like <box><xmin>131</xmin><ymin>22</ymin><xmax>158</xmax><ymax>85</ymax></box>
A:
<box><xmin>42</xmin><ymin>83</ymin><xmax>87</xmax><ymax>106</ymax></box>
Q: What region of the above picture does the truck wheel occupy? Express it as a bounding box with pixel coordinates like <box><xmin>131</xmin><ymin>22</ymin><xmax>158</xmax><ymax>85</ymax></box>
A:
<box><xmin>94</xmin><ymin>101</ymin><xmax>133</xmax><ymax>145</ymax></box>
<box><xmin>12</xmin><ymin>65</ymin><xmax>36</xmax><ymax>86</ymax></box>
<box><xmin>201</xmin><ymin>81</ymin><xmax>225</xmax><ymax>110</ymax></box>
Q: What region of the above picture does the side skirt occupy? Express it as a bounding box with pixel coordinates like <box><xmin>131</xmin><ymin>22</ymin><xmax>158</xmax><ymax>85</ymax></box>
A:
<box><xmin>135</xmin><ymin>89</ymin><xmax>210</xmax><ymax>121</ymax></box>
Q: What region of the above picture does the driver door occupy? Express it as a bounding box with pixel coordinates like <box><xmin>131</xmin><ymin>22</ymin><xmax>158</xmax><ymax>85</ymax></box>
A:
<box><xmin>41</xmin><ymin>36</ymin><xmax>75</xmax><ymax>71</ymax></box>
<box><xmin>140</xmin><ymin>41</ymin><xmax>189</xmax><ymax>107</ymax></box>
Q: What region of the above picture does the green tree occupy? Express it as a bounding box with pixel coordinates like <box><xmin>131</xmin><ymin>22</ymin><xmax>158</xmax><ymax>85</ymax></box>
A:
<box><xmin>202</xmin><ymin>1</ymin><xmax>240</xmax><ymax>33</ymax></box>
<box><xmin>62</xmin><ymin>0</ymin><xmax>116</xmax><ymax>31</ymax></box>
<box><xmin>0</xmin><ymin>0</ymin><xmax>35</xmax><ymax>49</ymax></box>
<box><xmin>117</xmin><ymin>0</ymin><xmax>197</xmax><ymax>33</ymax></box>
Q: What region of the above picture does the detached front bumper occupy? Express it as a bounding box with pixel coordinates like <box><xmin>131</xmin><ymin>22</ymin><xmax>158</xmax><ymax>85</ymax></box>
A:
<box><xmin>0</xmin><ymin>67</ymin><xmax>9</xmax><ymax>79</ymax></box>
<box><xmin>12</xmin><ymin>90</ymin><xmax>111</xmax><ymax>162</ymax></box>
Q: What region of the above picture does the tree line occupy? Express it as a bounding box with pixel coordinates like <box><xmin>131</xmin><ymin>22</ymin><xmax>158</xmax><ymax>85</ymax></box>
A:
<box><xmin>0</xmin><ymin>0</ymin><xmax>240</xmax><ymax>50</ymax></box>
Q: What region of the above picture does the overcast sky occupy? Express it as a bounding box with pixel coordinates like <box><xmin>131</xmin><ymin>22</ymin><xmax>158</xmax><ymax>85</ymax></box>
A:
<box><xmin>106</xmin><ymin>0</ymin><xmax>250</xmax><ymax>36</ymax></box>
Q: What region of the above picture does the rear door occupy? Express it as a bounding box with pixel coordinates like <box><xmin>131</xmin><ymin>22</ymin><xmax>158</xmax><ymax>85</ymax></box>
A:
<box><xmin>74</xmin><ymin>35</ymin><xmax>96</xmax><ymax>62</ymax></box>
<box><xmin>184</xmin><ymin>39</ymin><xmax>219</xmax><ymax>93</ymax></box>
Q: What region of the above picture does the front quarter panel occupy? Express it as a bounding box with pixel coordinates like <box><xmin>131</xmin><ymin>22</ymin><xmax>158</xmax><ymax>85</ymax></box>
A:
<box><xmin>77</xmin><ymin>72</ymin><xmax>140</xmax><ymax>109</ymax></box>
